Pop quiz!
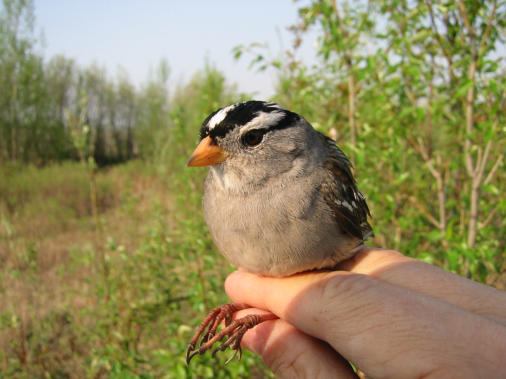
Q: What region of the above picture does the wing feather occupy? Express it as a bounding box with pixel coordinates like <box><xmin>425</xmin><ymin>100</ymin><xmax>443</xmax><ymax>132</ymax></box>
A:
<box><xmin>318</xmin><ymin>133</ymin><xmax>373</xmax><ymax>240</ymax></box>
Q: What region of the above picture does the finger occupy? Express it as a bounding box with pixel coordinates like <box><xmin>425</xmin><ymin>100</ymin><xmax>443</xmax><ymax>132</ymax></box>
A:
<box><xmin>225</xmin><ymin>270</ymin><xmax>506</xmax><ymax>378</ymax></box>
<box><xmin>340</xmin><ymin>247</ymin><xmax>506</xmax><ymax>325</ymax></box>
<box><xmin>232</xmin><ymin>308</ymin><xmax>357</xmax><ymax>379</ymax></box>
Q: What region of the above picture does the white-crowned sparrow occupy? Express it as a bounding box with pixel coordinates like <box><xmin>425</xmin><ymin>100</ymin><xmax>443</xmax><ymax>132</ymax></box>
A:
<box><xmin>186</xmin><ymin>100</ymin><xmax>372</xmax><ymax>363</ymax></box>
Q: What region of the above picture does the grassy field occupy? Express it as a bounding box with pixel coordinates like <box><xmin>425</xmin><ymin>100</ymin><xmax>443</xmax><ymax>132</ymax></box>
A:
<box><xmin>1</xmin><ymin>1</ymin><xmax>504</xmax><ymax>377</ymax></box>
<box><xmin>0</xmin><ymin>161</ymin><xmax>269</xmax><ymax>378</ymax></box>
<box><xmin>1</xmin><ymin>159</ymin><xmax>503</xmax><ymax>378</ymax></box>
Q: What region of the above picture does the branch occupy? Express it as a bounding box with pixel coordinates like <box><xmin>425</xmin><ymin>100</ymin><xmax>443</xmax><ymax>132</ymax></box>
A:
<box><xmin>478</xmin><ymin>0</ymin><xmax>498</xmax><ymax>60</ymax></box>
<box><xmin>332</xmin><ymin>0</ymin><xmax>353</xmax><ymax>70</ymax></box>
<box><xmin>476</xmin><ymin>139</ymin><xmax>490</xmax><ymax>184</ymax></box>
<box><xmin>424</xmin><ymin>0</ymin><xmax>455</xmax><ymax>81</ymax></box>
<box><xmin>412</xmin><ymin>137</ymin><xmax>440</xmax><ymax>180</ymax></box>
<box><xmin>409</xmin><ymin>137</ymin><xmax>447</xmax><ymax>234</ymax></box>
<box><xmin>479</xmin><ymin>206</ymin><xmax>498</xmax><ymax>229</ymax></box>
<box><xmin>475</xmin><ymin>145</ymin><xmax>484</xmax><ymax>181</ymax></box>
<box><xmin>484</xmin><ymin>153</ymin><xmax>504</xmax><ymax>186</ymax></box>
<box><xmin>463</xmin><ymin>59</ymin><xmax>477</xmax><ymax>177</ymax></box>
<box><xmin>458</xmin><ymin>0</ymin><xmax>477</xmax><ymax>54</ymax></box>
<box><xmin>480</xmin><ymin>90</ymin><xmax>505</xmax><ymax>185</ymax></box>
<box><xmin>407</xmin><ymin>196</ymin><xmax>441</xmax><ymax>229</ymax></box>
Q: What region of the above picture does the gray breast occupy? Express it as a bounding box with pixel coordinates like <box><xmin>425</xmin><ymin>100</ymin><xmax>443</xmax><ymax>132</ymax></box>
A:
<box><xmin>202</xmin><ymin>168</ymin><xmax>361</xmax><ymax>277</ymax></box>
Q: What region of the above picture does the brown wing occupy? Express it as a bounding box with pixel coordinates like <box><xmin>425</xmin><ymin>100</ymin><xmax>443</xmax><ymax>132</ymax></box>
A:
<box><xmin>319</xmin><ymin>132</ymin><xmax>373</xmax><ymax>240</ymax></box>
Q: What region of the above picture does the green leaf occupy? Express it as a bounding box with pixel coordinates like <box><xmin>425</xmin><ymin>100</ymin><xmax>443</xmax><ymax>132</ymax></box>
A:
<box><xmin>455</xmin><ymin>80</ymin><xmax>474</xmax><ymax>99</ymax></box>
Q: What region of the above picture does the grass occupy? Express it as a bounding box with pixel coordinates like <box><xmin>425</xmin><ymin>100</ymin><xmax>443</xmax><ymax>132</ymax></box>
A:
<box><xmin>0</xmin><ymin>161</ymin><xmax>270</xmax><ymax>378</ymax></box>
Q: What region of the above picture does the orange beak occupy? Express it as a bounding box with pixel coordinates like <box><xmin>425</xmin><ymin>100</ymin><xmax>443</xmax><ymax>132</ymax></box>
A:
<box><xmin>187</xmin><ymin>136</ymin><xmax>228</xmax><ymax>167</ymax></box>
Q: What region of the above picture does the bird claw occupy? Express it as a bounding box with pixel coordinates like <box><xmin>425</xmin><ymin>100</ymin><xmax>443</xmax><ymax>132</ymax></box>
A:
<box><xmin>185</xmin><ymin>303</ymin><xmax>277</xmax><ymax>364</ymax></box>
<box><xmin>223</xmin><ymin>347</ymin><xmax>241</xmax><ymax>365</ymax></box>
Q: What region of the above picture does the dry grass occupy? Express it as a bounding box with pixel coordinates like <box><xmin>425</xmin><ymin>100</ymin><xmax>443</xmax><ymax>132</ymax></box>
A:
<box><xmin>0</xmin><ymin>161</ymin><xmax>177</xmax><ymax>377</ymax></box>
<box><xmin>0</xmin><ymin>160</ymin><xmax>263</xmax><ymax>378</ymax></box>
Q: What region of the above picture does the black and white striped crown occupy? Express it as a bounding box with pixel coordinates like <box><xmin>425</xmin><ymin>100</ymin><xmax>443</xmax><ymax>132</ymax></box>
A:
<box><xmin>200</xmin><ymin>101</ymin><xmax>300</xmax><ymax>140</ymax></box>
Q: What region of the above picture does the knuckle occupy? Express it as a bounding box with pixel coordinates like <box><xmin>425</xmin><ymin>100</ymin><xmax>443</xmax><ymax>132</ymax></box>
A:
<box><xmin>314</xmin><ymin>272</ymin><xmax>377</xmax><ymax>335</ymax></box>
<box><xmin>318</xmin><ymin>272</ymin><xmax>374</xmax><ymax>306</ymax></box>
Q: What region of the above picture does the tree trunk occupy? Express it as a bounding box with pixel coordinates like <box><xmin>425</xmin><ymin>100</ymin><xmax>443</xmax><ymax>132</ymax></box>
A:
<box><xmin>464</xmin><ymin>60</ymin><xmax>477</xmax><ymax>249</ymax></box>
<box><xmin>348</xmin><ymin>74</ymin><xmax>356</xmax><ymax>165</ymax></box>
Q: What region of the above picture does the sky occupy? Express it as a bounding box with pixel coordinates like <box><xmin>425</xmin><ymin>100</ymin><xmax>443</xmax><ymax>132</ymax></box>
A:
<box><xmin>33</xmin><ymin>0</ymin><xmax>319</xmax><ymax>99</ymax></box>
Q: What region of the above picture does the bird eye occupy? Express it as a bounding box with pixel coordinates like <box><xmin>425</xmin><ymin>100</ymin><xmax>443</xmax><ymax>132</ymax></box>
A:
<box><xmin>242</xmin><ymin>130</ymin><xmax>265</xmax><ymax>147</ymax></box>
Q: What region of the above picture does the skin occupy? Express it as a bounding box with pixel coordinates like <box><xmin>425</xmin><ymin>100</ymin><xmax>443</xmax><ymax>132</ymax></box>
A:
<box><xmin>225</xmin><ymin>247</ymin><xmax>506</xmax><ymax>379</ymax></box>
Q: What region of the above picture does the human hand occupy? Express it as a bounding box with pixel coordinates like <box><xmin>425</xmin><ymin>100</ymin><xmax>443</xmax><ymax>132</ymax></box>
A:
<box><xmin>225</xmin><ymin>247</ymin><xmax>506</xmax><ymax>378</ymax></box>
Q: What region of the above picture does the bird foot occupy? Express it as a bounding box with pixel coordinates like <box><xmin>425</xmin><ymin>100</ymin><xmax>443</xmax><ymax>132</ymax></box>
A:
<box><xmin>186</xmin><ymin>303</ymin><xmax>277</xmax><ymax>364</ymax></box>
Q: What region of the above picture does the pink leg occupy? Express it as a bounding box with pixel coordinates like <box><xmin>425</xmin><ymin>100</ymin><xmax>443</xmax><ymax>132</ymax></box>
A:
<box><xmin>186</xmin><ymin>303</ymin><xmax>278</xmax><ymax>364</ymax></box>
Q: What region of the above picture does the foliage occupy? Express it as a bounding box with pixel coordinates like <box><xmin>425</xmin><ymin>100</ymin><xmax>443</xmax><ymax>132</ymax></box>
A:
<box><xmin>0</xmin><ymin>63</ymin><xmax>267</xmax><ymax>377</ymax></box>
<box><xmin>235</xmin><ymin>0</ymin><xmax>505</xmax><ymax>283</ymax></box>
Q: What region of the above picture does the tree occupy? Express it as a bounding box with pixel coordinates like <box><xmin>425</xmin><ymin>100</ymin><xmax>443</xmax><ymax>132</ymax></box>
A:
<box><xmin>0</xmin><ymin>0</ymin><xmax>43</xmax><ymax>162</ymax></box>
<box><xmin>236</xmin><ymin>0</ymin><xmax>505</xmax><ymax>281</ymax></box>
<box><xmin>115</xmin><ymin>70</ymin><xmax>137</xmax><ymax>160</ymax></box>
<box><xmin>135</xmin><ymin>59</ymin><xmax>171</xmax><ymax>161</ymax></box>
